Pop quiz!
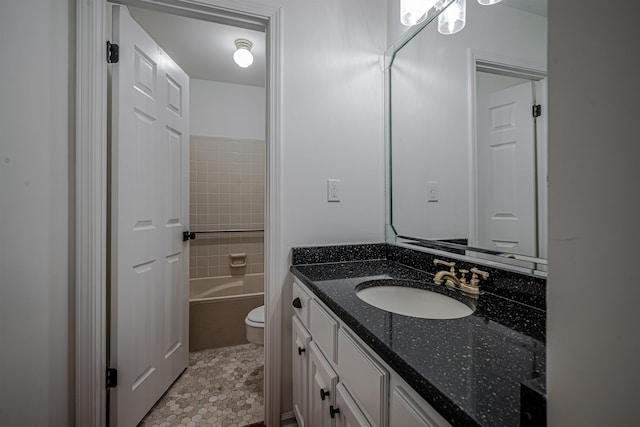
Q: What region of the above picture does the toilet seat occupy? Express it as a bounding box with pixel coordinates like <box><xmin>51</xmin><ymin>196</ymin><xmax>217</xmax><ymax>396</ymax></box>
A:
<box><xmin>245</xmin><ymin>305</ymin><xmax>264</xmax><ymax>328</ymax></box>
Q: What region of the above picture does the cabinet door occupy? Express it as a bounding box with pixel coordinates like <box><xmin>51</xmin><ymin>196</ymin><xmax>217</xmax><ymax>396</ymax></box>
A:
<box><xmin>337</xmin><ymin>329</ymin><xmax>388</xmax><ymax>426</ymax></box>
<box><xmin>293</xmin><ymin>316</ymin><xmax>312</xmax><ymax>427</ymax></box>
<box><xmin>390</xmin><ymin>386</ymin><xmax>450</xmax><ymax>427</ymax></box>
<box><xmin>309</xmin><ymin>342</ymin><xmax>338</xmax><ymax>427</ymax></box>
<box><xmin>333</xmin><ymin>383</ymin><xmax>372</xmax><ymax>427</ymax></box>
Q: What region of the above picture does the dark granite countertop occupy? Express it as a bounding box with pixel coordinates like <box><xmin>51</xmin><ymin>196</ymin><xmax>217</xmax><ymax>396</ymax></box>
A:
<box><xmin>290</xmin><ymin>244</ymin><xmax>546</xmax><ymax>427</ymax></box>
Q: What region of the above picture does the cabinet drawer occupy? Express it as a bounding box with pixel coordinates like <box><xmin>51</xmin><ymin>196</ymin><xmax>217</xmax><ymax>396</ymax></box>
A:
<box><xmin>337</xmin><ymin>329</ymin><xmax>388</xmax><ymax>427</ymax></box>
<box><xmin>309</xmin><ymin>299</ymin><xmax>339</xmax><ymax>363</ymax></box>
<box><xmin>293</xmin><ymin>280</ymin><xmax>313</xmax><ymax>328</ymax></box>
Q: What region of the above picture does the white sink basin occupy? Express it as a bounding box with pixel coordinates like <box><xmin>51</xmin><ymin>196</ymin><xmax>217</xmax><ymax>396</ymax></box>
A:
<box><xmin>356</xmin><ymin>281</ymin><xmax>474</xmax><ymax>320</ymax></box>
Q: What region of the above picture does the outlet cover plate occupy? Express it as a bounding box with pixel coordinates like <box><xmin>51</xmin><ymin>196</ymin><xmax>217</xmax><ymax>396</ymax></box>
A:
<box><xmin>327</xmin><ymin>179</ymin><xmax>341</xmax><ymax>202</ymax></box>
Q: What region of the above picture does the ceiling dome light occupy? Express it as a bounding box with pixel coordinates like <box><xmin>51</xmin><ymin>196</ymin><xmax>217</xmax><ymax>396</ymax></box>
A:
<box><xmin>478</xmin><ymin>0</ymin><xmax>502</xmax><ymax>5</ymax></box>
<box><xmin>233</xmin><ymin>39</ymin><xmax>253</xmax><ymax>68</ymax></box>
<box><xmin>400</xmin><ymin>0</ymin><xmax>440</xmax><ymax>26</ymax></box>
<box><xmin>438</xmin><ymin>0</ymin><xmax>466</xmax><ymax>35</ymax></box>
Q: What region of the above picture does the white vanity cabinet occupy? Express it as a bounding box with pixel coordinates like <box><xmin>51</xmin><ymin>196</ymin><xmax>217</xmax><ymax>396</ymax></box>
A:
<box><xmin>292</xmin><ymin>279</ymin><xmax>450</xmax><ymax>427</ymax></box>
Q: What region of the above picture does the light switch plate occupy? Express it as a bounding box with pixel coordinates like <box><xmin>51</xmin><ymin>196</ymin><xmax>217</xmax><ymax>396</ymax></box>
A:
<box><xmin>427</xmin><ymin>181</ymin><xmax>439</xmax><ymax>202</ymax></box>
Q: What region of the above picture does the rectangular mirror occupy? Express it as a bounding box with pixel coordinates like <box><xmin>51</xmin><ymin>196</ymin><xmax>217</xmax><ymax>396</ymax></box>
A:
<box><xmin>386</xmin><ymin>0</ymin><xmax>548</xmax><ymax>272</ymax></box>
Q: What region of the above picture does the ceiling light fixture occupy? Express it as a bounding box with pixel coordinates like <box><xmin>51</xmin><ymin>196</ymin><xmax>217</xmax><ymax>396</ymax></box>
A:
<box><xmin>400</xmin><ymin>0</ymin><xmax>440</xmax><ymax>26</ymax></box>
<box><xmin>233</xmin><ymin>39</ymin><xmax>253</xmax><ymax>68</ymax></box>
<box><xmin>438</xmin><ymin>0</ymin><xmax>466</xmax><ymax>35</ymax></box>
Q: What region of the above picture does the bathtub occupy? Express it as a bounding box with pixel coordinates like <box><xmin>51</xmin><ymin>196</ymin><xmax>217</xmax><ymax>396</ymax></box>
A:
<box><xmin>189</xmin><ymin>273</ymin><xmax>264</xmax><ymax>351</ymax></box>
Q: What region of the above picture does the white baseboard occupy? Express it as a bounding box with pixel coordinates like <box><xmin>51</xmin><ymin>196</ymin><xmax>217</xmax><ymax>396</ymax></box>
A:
<box><xmin>280</xmin><ymin>411</ymin><xmax>297</xmax><ymax>427</ymax></box>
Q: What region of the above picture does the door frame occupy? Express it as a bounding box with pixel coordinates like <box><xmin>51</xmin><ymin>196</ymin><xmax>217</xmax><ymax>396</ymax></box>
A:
<box><xmin>75</xmin><ymin>1</ymin><xmax>283</xmax><ymax>426</ymax></box>
<box><xmin>466</xmin><ymin>49</ymin><xmax>546</xmax><ymax>250</ymax></box>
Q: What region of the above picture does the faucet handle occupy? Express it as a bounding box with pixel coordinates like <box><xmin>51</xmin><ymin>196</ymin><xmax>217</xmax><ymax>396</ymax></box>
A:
<box><xmin>470</xmin><ymin>268</ymin><xmax>489</xmax><ymax>287</ymax></box>
<box><xmin>459</xmin><ymin>269</ymin><xmax>469</xmax><ymax>284</ymax></box>
<box><xmin>434</xmin><ymin>259</ymin><xmax>456</xmax><ymax>273</ymax></box>
<box><xmin>470</xmin><ymin>268</ymin><xmax>489</xmax><ymax>279</ymax></box>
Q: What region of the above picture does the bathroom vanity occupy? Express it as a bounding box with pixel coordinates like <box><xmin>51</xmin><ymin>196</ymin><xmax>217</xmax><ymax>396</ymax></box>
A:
<box><xmin>290</xmin><ymin>2</ymin><xmax>549</xmax><ymax>425</ymax></box>
<box><xmin>290</xmin><ymin>243</ymin><xmax>546</xmax><ymax>427</ymax></box>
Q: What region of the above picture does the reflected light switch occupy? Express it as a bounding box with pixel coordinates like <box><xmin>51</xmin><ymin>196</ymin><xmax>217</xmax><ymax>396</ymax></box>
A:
<box><xmin>427</xmin><ymin>181</ymin><xmax>439</xmax><ymax>202</ymax></box>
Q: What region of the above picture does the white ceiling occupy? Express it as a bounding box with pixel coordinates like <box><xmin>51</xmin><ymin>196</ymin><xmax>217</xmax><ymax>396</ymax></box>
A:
<box><xmin>128</xmin><ymin>6</ymin><xmax>266</xmax><ymax>87</ymax></box>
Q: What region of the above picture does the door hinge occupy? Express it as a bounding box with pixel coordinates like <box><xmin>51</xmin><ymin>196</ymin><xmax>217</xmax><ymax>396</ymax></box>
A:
<box><xmin>106</xmin><ymin>41</ymin><xmax>119</xmax><ymax>64</ymax></box>
<box><xmin>106</xmin><ymin>368</ymin><xmax>118</xmax><ymax>388</ymax></box>
<box><xmin>183</xmin><ymin>231</ymin><xmax>196</xmax><ymax>242</ymax></box>
<box><xmin>532</xmin><ymin>104</ymin><xmax>541</xmax><ymax>118</ymax></box>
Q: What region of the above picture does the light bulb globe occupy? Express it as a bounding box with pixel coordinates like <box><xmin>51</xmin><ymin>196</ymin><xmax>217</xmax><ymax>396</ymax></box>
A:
<box><xmin>233</xmin><ymin>48</ymin><xmax>254</xmax><ymax>68</ymax></box>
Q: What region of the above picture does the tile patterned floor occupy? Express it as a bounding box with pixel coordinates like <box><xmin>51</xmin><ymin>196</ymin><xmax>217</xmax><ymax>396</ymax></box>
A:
<box><xmin>139</xmin><ymin>343</ymin><xmax>264</xmax><ymax>427</ymax></box>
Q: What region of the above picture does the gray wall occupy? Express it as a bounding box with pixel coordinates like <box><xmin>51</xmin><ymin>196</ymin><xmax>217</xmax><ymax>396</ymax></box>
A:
<box><xmin>547</xmin><ymin>0</ymin><xmax>640</xmax><ymax>425</ymax></box>
<box><xmin>190</xmin><ymin>79</ymin><xmax>266</xmax><ymax>139</ymax></box>
<box><xmin>258</xmin><ymin>0</ymin><xmax>388</xmax><ymax>414</ymax></box>
<box><xmin>0</xmin><ymin>0</ymin><xmax>74</xmax><ymax>425</ymax></box>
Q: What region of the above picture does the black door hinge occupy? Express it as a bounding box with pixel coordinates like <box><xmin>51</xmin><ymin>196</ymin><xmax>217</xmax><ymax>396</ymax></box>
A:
<box><xmin>106</xmin><ymin>368</ymin><xmax>118</xmax><ymax>388</ymax></box>
<box><xmin>532</xmin><ymin>104</ymin><xmax>541</xmax><ymax>118</ymax></box>
<box><xmin>183</xmin><ymin>231</ymin><xmax>196</xmax><ymax>242</ymax></box>
<box><xmin>107</xmin><ymin>41</ymin><xmax>119</xmax><ymax>64</ymax></box>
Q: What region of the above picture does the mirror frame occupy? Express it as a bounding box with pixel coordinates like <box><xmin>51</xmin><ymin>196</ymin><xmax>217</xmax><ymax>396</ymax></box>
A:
<box><xmin>384</xmin><ymin>1</ymin><xmax>548</xmax><ymax>275</ymax></box>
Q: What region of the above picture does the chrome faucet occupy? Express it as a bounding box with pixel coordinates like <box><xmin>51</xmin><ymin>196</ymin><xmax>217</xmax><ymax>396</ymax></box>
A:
<box><xmin>433</xmin><ymin>259</ymin><xmax>490</xmax><ymax>296</ymax></box>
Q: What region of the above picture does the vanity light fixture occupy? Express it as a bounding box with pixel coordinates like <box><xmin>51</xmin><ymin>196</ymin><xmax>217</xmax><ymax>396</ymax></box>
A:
<box><xmin>400</xmin><ymin>0</ymin><xmax>440</xmax><ymax>26</ymax></box>
<box><xmin>478</xmin><ymin>0</ymin><xmax>502</xmax><ymax>5</ymax></box>
<box><xmin>233</xmin><ymin>39</ymin><xmax>253</xmax><ymax>68</ymax></box>
<box><xmin>438</xmin><ymin>0</ymin><xmax>466</xmax><ymax>35</ymax></box>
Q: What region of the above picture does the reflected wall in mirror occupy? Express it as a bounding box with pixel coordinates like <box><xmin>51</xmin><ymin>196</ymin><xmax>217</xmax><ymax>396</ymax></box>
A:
<box><xmin>388</xmin><ymin>0</ymin><xmax>547</xmax><ymax>269</ymax></box>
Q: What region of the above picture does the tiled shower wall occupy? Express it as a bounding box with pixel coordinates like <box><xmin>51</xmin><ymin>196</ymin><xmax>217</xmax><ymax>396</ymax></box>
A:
<box><xmin>189</xmin><ymin>135</ymin><xmax>265</xmax><ymax>279</ymax></box>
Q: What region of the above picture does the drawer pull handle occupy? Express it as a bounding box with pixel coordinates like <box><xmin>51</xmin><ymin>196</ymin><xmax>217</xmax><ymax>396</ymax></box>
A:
<box><xmin>320</xmin><ymin>388</ymin><xmax>330</xmax><ymax>400</ymax></box>
<box><xmin>298</xmin><ymin>346</ymin><xmax>306</xmax><ymax>356</ymax></box>
<box><xmin>329</xmin><ymin>405</ymin><xmax>340</xmax><ymax>418</ymax></box>
<box><xmin>292</xmin><ymin>297</ymin><xmax>302</xmax><ymax>309</ymax></box>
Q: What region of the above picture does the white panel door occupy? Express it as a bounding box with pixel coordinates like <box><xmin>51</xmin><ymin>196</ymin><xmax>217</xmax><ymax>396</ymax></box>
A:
<box><xmin>478</xmin><ymin>81</ymin><xmax>536</xmax><ymax>256</ymax></box>
<box><xmin>110</xmin><ymin>6</ymin><xmax>190</xmax><ymax>426</ymax></box>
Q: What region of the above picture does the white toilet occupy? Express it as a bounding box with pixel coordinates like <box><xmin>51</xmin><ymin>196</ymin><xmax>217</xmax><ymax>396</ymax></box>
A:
<box><xmin>245</xmin><ymin>305</ymin><xmax>265</xmax><ymax>346</ymax></box>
